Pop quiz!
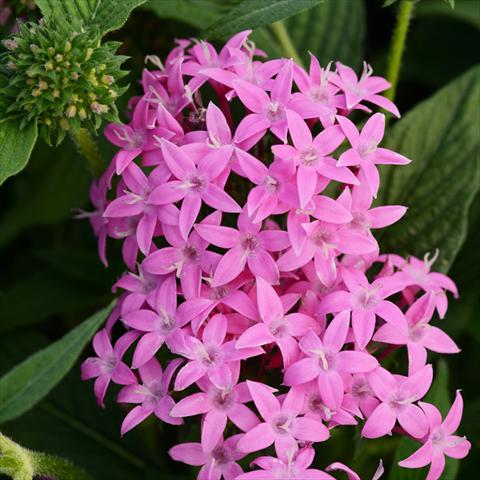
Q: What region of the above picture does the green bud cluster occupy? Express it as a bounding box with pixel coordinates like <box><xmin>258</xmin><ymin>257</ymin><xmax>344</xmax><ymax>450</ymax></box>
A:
<box><xmin>0</xmin><ymin>20</ymin><xmax>128</xmax><ymax>144</ymax></box>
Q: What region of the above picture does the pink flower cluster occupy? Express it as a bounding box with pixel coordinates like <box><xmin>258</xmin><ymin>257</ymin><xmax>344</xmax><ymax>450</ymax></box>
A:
<box><xmin>80</xmin><ymin>31</ymin><xmax>470</xmax><ymax>479</ymax></box>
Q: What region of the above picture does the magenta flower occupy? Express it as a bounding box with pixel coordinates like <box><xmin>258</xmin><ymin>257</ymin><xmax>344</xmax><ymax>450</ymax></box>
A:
<box><xmin>170</xmin><ymin>314</ymin><xmax>263</xmax><ymax>391</ymax></box>
<box><xmin>319</xmin><ymin>267</ymin><xmax>406</xmax><ymax>348</ymax></box>
<box><xmin>170</xmin><ymin>370</ymin><xmax>259</xmax><ymax>451</ymax></box>
<box><xmin>362</xmin><ymin>364</ymin><xmax>432</xmax><ymax>439</ymax></box>
<box><xmin>117</xmin><ymin>358</ymin><xmax>183</xmax><ymax>435</ymax></box>
<box><xmin>195</xmin><ymin>212</ymin><xmax>289</xmax><ymax>286</ymax></box>
<box><xmin>337</xmin><ymin>113</ymin><xmax>410</xmax><ymax>197</ymax></box>
<box><xmin>169</xmin><ymin>434</ymin><xmax>246</xmax><ymax>480</ymax></box>
<box><xmin>237</xmin><ymin>381</ymin><xmax>330</xmax><ymax>455</ymax></box>
<box><xmin>399</xmin><ymin>391</ymin><xmax>471</xmax><ymax>480</ymax></box>
<box><xmin>374</xmin><ymin>293</ymin><xmax>460</xmax><ymax>374</ymax></box>
<box><xmin>236</xmin><ymin>277</ymin><xmax>317</xmax><ymax>367</ymax></box>
<box><xmin>238</xmin><ymin>446</ymin><xmax>336</xmax><ymax>480</ymax></box>
<box><xmin>81</xmin><ymin>329</ymin><xmax>138</xmax><ymax>407</ymax></box>
<box><xmin>272</xmin><ymin>110</ymin><xmax>357</xmax><ymax>208</ymax></box>
<box><xmin>331</xmin><ymin>61</ymin><xmax>400</xmax><ymax>117</ymax></box>
<box><xmin>284</xmin><ymin>311</ymin><xmax>378</xmax><ymax>410</ymax></box>
<box><xmin>148</xmin><ymin>138</ymin><xmax>241</xmax><ymax>239</ymax></box>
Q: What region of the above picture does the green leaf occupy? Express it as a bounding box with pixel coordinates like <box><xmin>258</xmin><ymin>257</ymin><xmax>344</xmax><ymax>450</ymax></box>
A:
<box><xmin>284</xmin><ymin>0</ymin><xmax>366</xmax><ymax>68</ymax></box>
<box><xmin>203</xmin><ymin>0</ymin><xmax>324</xmax><ymax>39</ymax></box>
<box><xmin>380</xmin><ymin>65</ymin><xmax>480</xmax><ymax>272</ymax></box>
<box><xmin>0</xmin><ymin>303</ymin><xmax>113</xmax><ymax>424</ymax></box>
<box><xmin>388</xmin><ymin>360</ymin><xmax>459</xmax><ymax>479</ymax></box>
<box><xmin>417</xmin><ymin>0</ymin><xmax>480</xmax><ymax>31</ymax></box>
<box><xmin>0</xmin><ymin>120</ymin><xmax>37</xmax><ymax>188</ymax></box>
<box><xmin>36</xmin><ymin>0</ymin><xmax>146</xmax><ymax>35</ymax></box>
<box><xmin>0</xmin><ymin>138</ymin><xmax>91</xmax><ymax>247</ymax></box>
<box><xmin>146</xmin><ymin>0</ymin><xmax>231</xmax><ymax>30</ymax></box>
<box><xmin>0</xmin><ymin>332</ymin><xmax>167</xmax><ymax>480</ymax></box>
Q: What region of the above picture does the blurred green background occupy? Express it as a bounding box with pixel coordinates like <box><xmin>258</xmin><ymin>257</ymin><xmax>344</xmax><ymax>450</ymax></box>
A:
<box><xmin>0</xmin><ymin>0</ymin><xmax>478</xmax><ymax>478</ymax></box>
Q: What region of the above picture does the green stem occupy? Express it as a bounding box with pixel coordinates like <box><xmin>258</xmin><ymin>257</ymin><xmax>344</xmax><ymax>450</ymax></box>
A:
<box><xmin>385</xmin><ymin>0</ymin><xmax>415</xmax><ymax>102</ymax></box>
<box><xmin>271</xmin><ymin>20</ymin><xmax>304</xmax><ymax>68</ymax></box>
<box><xmin>70</xmin><ymin>128</ymin><xmax>105</xmax><ymax>177</ymax></box>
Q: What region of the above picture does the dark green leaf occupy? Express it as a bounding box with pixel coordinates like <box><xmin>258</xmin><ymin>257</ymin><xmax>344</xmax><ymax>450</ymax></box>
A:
<box><xmin>0</xmin><ymin>331</ymin><xmax>170</xmax><ymax>480</ymax></box>
<box><xmin>417</xmin><ymin>0</ymin><xmax>479</xmax><ymax>31</ymax></box>
<box><xmin>0</xmin><ymin>138</ymin><xmax>91</xmax><ymax>247</ymax></box>
<box><xmin>380</xmin><ymin>65</ymin><xmax>480</xmax><ymax>272</ymax></box>
<box><xmin>284</xmin><ymin>0</ymin><xmax>366</xmax><ymax>68</ymax></box>
<box><xmin>0</xmin><ymin>119</ymin><xmax>37</xmax><ymax>188</ymax></box>
<box><xmin>36</xmin><ymin>0</ymin><xmax>146</xmax><ymax>35</ymax></box>
<box><xmin>0</xmin><ymin>303</ymin><xmax>113</xmax><ymax>423</ymax></box>
<box><xmin>203</xmin><ymin>0</ymin><xmax>324</xmax><ymax>40</ymax></box>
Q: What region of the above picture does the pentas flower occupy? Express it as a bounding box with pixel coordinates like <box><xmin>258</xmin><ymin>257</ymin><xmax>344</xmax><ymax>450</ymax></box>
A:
<box><xmin>81</xmin><ymin>329</ymin><xmax>138</xmax><ymax>407</ymax></box>
<box><xmin>284</xmin><ymin>311</ymin><xmax>378</xmax><ymax>410</ymax></box>
<box><xmin>118</xmin><ymin>358</ymin><xmax>183</xmax><ymax>435</ymax></box>
<box><xmin>238</xmin><ymin>446</ymin><xmax>336</xmax><ymax>480</ymax></box>
<box><xmin>237</xmin><ymin>381</ymin><xmax>329</xmax><ymax>455</ymax></box>
<box><xmin>169</xmin><ymin>434</ymin><xmax>245</xmax><ymax>480</ymax></box>
<box><xmin>374</xmin><ymin>293</ymin><xmax>460</xmax><ymax>374</ymax></box>
<box><xmin>337</xmin><ymin>113</ymin><xmax>410</xmax><ymax>197</ymax></box>
<box><xmin>399</xmin><ymin>391</ymin><xmax>471</xmax><ymax>480</ymax></box>
<box><xmin>362</xmin><ymin>365</ymin><xmax>433</xmax><ymax>439</ymax></box>
<box><xmin>80</xmin><ymin>30</ymin><xmax>469</xmax><ymax>477</ymax></box>
<box><xmin>236</xmin><ymin>277</ymin><xmax>317</xmax><ymax>367</ymax></box>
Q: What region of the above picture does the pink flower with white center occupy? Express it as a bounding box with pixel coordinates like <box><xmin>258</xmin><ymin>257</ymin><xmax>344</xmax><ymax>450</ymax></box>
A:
<box><xmin>331</xmin><ymin>61</ymin><xmax>400</xmax><ymax>117</ymax></box>
<box><xmin>278</xmin><ymin>221</ymin><xmax>377</xmax><ymax>288</ymax></box>
<box><xmin>272</xmin><ymin>110</ymin><xmax>357</xmax><ymax>208</ymax></box>
<box><xmin>291</xmin><ymin>54</ymin><xmax>343</xmax><ymax>127</ymax></box>
<box><xmin>141</xmin><ymin>211</ymin><xmax>222</xmax><ymax>299</ymax></box>
<box><xmin>399</xmin><ymin>391</ymin><xmax>471</xmax><ymax>480</ymax></box>
<box><xmin>103</xmin><ymin>162</ymin><xmax>176</xmax><ymax>254</ymax></box>
<box><xmin>362</xmin><ymin>364</ymin><xmax>433</xmax><ymax>439</ymax></box>
<box><xmin>336</xmin><ymin>113</ymin><xmax>410</xmax><ymax>197</ymax></box>
<box><xmin>319</xmin><ymin>266</ymin><xmax>406</xmax><ymax>349</ymax></box>
<box><xmin>393</xmin><ymin>253</ymin><xmax>459</xmax><ymax>318</ymax></box>
<box><xmin>284</xmin><ymin>311</ymin><xmax>378</xmax><ymax>410</ymax></box>
<box><xmin>232</xmin><ymin>60</ymin><xmax>295</xmax><ymax>143</ymax></box>
<box><xmin>170</xmin><ymin>371</ymin><xmax>259</xmax><ymax>451</ymax></box>
<box><xmin>117</xmin><ymin>358</ymin><xmax>183</xmax><ymax>435</ymax></box>
<box><xmin>81</xmin><ymin>329</ymin><xmax>138</xmax><ymax>407</ymax></box>
<box><xmin>170</xmin><ymin>314</ymin><xmax>263</xmax><ymax>391</ymax></box>
<box><xmin>148</xmin><ymin>139</ymin><xmax>241</xmax><ymax>239</ymax></box>
<box><xmin>374</xmin><ymin>293</ymin><xmax>460</xmax><ymax>375</ymax></box>
<box><xmin>237</xmin><ymin>381</ymin><xmax>330</xmax><ymax>455</ymax></box>
<box><xmin>195</xmin><ymin>212</ymin><xmax>289</xmax><ymax>286</ymax></box>
<box><xmin>337</xmin><ymin>180</ymin><xmax>407</xmax><ymax>233</ymax></box>
<box><xmin>343</xmin><ymin>373</ymin><xmax>380</xmax><ymax>419</ymax></box>
<box><xmin>236</xmin><ymin>277</ymin><xmax>317</xmax><ymax>367</ymax></box>
<box><xmin>122</xmin><ymin>274</ymin><xmax>189</xmax><ymax>368</ymax></box>
<box><xmin>301</xmin><ymin>381</ymin><xmax>357</xmax><ymax>427</ymax></box>
<box><xmin>240</xmin><ymin>156</ymin><xmax>295</xmax><ymax>223</ymax></box>
<box><xmin>104</xmin><ymin>98</ymin><xmax>165</xmax><ymax>174</ymax></box>
<box><xmin>238</xmin><ymin>446</ymin><xmax>336</xmax><ymax>480</ymax></box>
<box><xmin>169</xmin><ymin>434</ymin><xmax>246</xmax><ymax>480</ymax></box>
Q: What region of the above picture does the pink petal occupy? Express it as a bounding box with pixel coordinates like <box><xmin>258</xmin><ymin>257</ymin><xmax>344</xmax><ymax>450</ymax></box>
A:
<box><xmin>201</xmin><ymin>183</ymin><xmax>241</xmax><ymax>212</ymax></box>
<box><xmin>236</xmin><ymin>323</ymin><xmax>274</xmax><ymax>349</ymax></box>
<box><xmin>132</xmin><ymin>332</ymin><xmax>164</xmax><ymax>368</ymax></box>
<box><xmin>203</xmin><ymin>314</ymin><xmax>227</xmax><ymax>346</ymax></box>
<box><xmin>336</xmin><ymin>351</ymin><xmax>378</xmax><ymax>374</ymax></box>
<box><xmin>361</xmin><ymin>403</ymin><xmax>396</xmax><ymax>438</ymax></box>
<box><xmin>201</xmin><ymin>409</ymin><xmax>228</xmax><ymax>452</ymax></box>
<box><xmin>121</xmin><ymin>405</ymin><xmax>153</xmax><ymax>435</ymax></box>
<box><xmin>248</xmin><ymin>250</ymin><xmax>279</xmax><ymax>285</ymax></box>
<box><xmin>367</xmin><ymin>367</ymin><xmax>397</xmax><ymax>402</ymax></box>
<box><xmin>292</xmin><ymin>417</ymin><xmax>330</xmax><ymax>442</ymax></box>
<box><xmin>323</xmin><ymin>311</ymin><xmax>350</xmax><ymax>352</ymax></box>
<box><xmin>271</xmin><ymin>60</ymin><xmax>293</xmax><ymax>105</ymax></box>
<box><xmin>228</xmin><ymin>403</ymin><xmax>260</xmax><ymax>432</ymax></box>
<box><xmin>161</xmin><ymin>139</ymin><xmax>195</xmax><ymax>178</ymax></box>
<box><xmin>427</xmin><ymin>450</ymin><xmax>445</xmax><ymax>480</ymax></box>
<box><xmin>169</xmin><ymin>442</ymin><xmax>207</xmax><ymax>466</ymax></box>
<box><xmin>233</xmin><ymin>79</ymin><xmax>269</xmax><ymax>113</ymax></box>
<box><xmin>148</xmin><ymin>181</ymin><xmax>185</xmax><ymax>205</ymax></box>
<box><xmin>318</xmin><ymin>370</ymin><xmax>344</xmax><ymax>409</ymax></box>
<box><xmin>212</xmin><ymin>247</ymin><xmax>246</xmax><ymax>287</ymax></box>
<box><xmin>284</xmin><ymin>357</ymin><xmax>320</xmax><ymax>386</ymax></box>
<box><xmin>442</xmin><ymin>390</ymin><xmax>464</xmax><ymax>435</ymax></box>
<box><xmin>400</xmin><ymin>364</ymin><xmax>433</xmax><ymax>401</ymax></box>
<box><xmin>175</xmin><ymin>362</ymin><xmax>206</xmax><ymax>391</ymax></box>
<box><xmin>368</xmin><ymin>205</ymin><xmax>407</xmax><ymax>228</ymax></box>
<box><xmin>247</xmin><ymin>380</ymin><xmax>280</xmax><ymax>421</ymax></box>
<box><xmin>286</xmin><ymin>109</ymin><xmax>312</xmax><ymax>149</ymax></box>
<box><xmin>195</xmin><ymin>224</ymin><xmax>240</xmax><ymax>248</ymax></box>
<box><xmin>398</xmin><ymin>404</ymin><xmax>429</xmax><ymax>438</ymax></box>
<box><xmin>421</xmin><ymin>326</ymin><xmax>460</xmax><ymax>354</ymax></box>
<box><xmin>360</xmin><ymin>112</ymin><xmax>384</xmax><ymax>146</ymax></box>
<box><xmin>237</xmin><ymin>422</ymin><xmax>275</xmax><ymax>453</ymax></box>
<box><xmin>398</xmin><ymin>441</ymin><xmax>433</xmax><ymax>468</ymax></box>
<box><xmin>179</xmin><ymin>194</ymin><xmax>202</xmax><ymax>239</ymax></box>
<box><xmin>256</xmin><ymin>277</ymin><xmax>284</xmax><ymax>323</ymax></box>
<box><xmin>297</xmin><ymin>164</ymin><xmax>318</xmax><ymax>208</ymax></box>
<box><xmin>352</xmin><ymin>309</ymin><xmax>376</xmax><ymax>349</ymax></box>
<box><xmin>312</xmin><ymin>196</ymin><xmax>353</xmax><ymax>224</ymax></box>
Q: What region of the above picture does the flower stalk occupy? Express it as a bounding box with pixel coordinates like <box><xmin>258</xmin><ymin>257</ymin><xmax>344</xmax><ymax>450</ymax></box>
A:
<box><xmin>385</xmin><ymin>0</ymin><xmax>415</xmax><ymax>101</ymax></box>
<box><xmin>270</xmin><ymin>20</ymin><xmax>304</xmax><ymax>68</ymax></box>
<box><xmin>70</xmin><ymin>128</ymin><xmax>105</xmax><ymax>177</ymax></box>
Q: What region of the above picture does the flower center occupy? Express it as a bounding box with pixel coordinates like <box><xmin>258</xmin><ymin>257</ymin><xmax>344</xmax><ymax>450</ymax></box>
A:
<box><xmin>353</xmin><ymin>287</ymin><xmax>380</xmax><ymax>310</ymax></box>
<box><xmin>212</xmin><ymin>390</ymin><xmax>234</xmax><ymax>411</ymax></box>
<box><xmin>266</xmin><ymin>101</ymin><xmax>285</xmax><ymax>122</ymax></box>
<box><xmin>241</xmin><ymin>234</ymin><xmax>259</xmax><ymax>253</ymax></box>
<box><xmin>182</xmin><ymin>244</ymin><xmax>200</xmax><ymax>262</ymax></box>
<box><xmin>211</xmin><ymin>446</ymin><xmax>230</xmax><ymax>464</ymax></box>
<box><xmin>271</xmin><ymin>413</ymin><xmax>291</xmax><ymax>435</ymax></box>
<box><xmin>264</xmin><ymin>175</ymin><xmax>278</xmax><ymax>192</ymax></box>
<box><xmin>300</xmin><ymin>147</ymin><xmax>318</xmax><ymax>166</ymax></box>
<box><xmin>185</xmin><ymin>175</ymin><xmax>206</xmax><ymax>192</ymax></box>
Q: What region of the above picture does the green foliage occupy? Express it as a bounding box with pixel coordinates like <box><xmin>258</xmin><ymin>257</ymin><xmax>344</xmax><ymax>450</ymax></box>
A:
<box><xmin>36</xmin><ymin>0</ymin><xmax>147</xmax><ymax>36</ymax></box>
<box><xmin>380</xmin><ymin>65</ymin><xmax>480</xmax><ymax>272</ymax></box>
<box><xmin>203</xmin><ymin>0</ymin><xmax>324</xmax><ymax>39</ymax></box>
<box><xmin>0</xmin><ymin>22</ymin><xmax>128</xmax><ymax>144</ymax></box>
<box><xmin>0</xmin><ymin>303</ymin><xmax>113</xmax><ymax>423</ymax></box>
<box><xmin>388</xmin><ymin>361</ymin><xmax>459</xmax><ymax>479</ymax></box>
<box><xmin>0</xmin><ymin>432</ymin><xmax>91</xmax><ymax>480</ymax></box>
<box><xmin>0</xmin><ymin>119</ymin><xmax>37</xmax><ymax>187</ymax></box>
<box><xmin>285</xmin><ymin>0</ymin><xmax>366</xmax><ymax>68</ymax></box>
